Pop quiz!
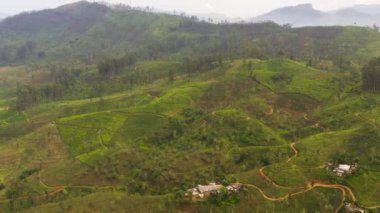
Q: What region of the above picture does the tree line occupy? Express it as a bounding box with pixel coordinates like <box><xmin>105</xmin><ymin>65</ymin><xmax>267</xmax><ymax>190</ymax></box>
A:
<box><xmin>362</xmin><ymin>57</ymin><xmax>380</xmax><ymax>93</ymax></box>
<box><xmin>97</xmin><ymin>54</ymin><xmax>137</xmax><ymax>78</ymax></box>
<box><xmin>12</xmin><ymin>68</ymin><xmax>81</xmax><ymax>111</ymax></box>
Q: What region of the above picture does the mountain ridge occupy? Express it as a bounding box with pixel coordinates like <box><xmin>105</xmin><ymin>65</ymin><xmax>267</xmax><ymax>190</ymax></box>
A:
<box><xmin>350</xmin><ymin>4</ymin><xmax>380</xmax><ymax>15</ymax></box>
<box><xmin>252</xmin><ymin>3</ymin><xmax>380</xmax><ymax>27</ymax></box>
<box><xmin>0</xmin><ymin>12</ymin><xmax>7</xmax><ymax>20</ymax></box>
<box><xmin>0</xmin><ymin>1</ymin><xmax>379</xmax><ymax>66</ymax></box>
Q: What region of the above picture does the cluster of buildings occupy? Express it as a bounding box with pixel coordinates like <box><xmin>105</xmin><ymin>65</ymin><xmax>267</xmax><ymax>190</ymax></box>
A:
<box><xmin>326</xmin><ymin>163</ymin><xmax>359</xmax><ymax>177</ymax></box>
<box><xmin>345</xmin><ymin>203</ymin><xmax>365</xmax><ymax>213</ymax></box>
<box><xmin>185</xmin><ymin>182</ymin><xmax>241</xmax><ymax>199</ymax></box>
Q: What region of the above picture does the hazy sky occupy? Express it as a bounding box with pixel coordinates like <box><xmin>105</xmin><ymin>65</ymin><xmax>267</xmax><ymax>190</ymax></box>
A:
<box><xmin>1</xmin><ymin>0</ymin><xmax>380</xmax><ymax>17</ymax></box>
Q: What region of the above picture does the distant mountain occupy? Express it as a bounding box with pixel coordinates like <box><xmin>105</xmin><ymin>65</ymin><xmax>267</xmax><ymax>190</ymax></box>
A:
<box><xmin>253</xmin><ymin>3</ymin><xmax>380</xmax><ymax>27</ymax></box>
<box><xmin>349</xmin><ymin>4</ymin><xmax>380</xmax><ymax>15</ymax></box>
<box><xmin>328</xmin><ymin>8</ymin><xmax>375</xmax><ymax>26</ymax></box>
<box><xmin>0</xmin><ymin>1</ymin><xmax>109</xmax><ymax>34</ymax></box>
<box><xmin>0</xmin><ymin>12</ymin><xmax>7</xmax><ymax>20</ymax></box>
<box><xmin>254</xmin><ymin>4</ymin><xmax>324</xmax><ymax>27</ymax></box>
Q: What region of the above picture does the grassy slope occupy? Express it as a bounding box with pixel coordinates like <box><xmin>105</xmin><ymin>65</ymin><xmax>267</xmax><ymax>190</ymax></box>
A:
<box><xmin>0</xmin><ymin>58</ymin><xmax>379</xmax><ymax>211</ymax></box>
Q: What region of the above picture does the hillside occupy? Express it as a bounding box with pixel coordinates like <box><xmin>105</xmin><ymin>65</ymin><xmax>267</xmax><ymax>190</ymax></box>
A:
<box><xmin>0</xmin><ymin>1</ymin><xmax>380</xmax><ymax>212</ymax></box>
<box><xmin>1</xmin><ymin>56</ymin><xmax>380</xmax><ymax>212</ymax></box>
<box><xmin>1</xmin><ymin>2</ymin><xmax>380</xmax><ymax>67</ymax></box>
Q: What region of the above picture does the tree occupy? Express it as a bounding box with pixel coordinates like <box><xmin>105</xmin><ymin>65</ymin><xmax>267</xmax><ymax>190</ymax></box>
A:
<box><xmin>362</xmin><ymin>57</ymin><xmax>380</xmax><ymax>93</ymax></box>
<box><xmin>247</xmin><ymin>60</ymin><xmax>253</xmax><ymax>71</ymax></box>
<box><xmin>17</xmin><ymin>46</ymin><xmax>28</xmax><ymax>60</ymax></box>
<box><xmin>168</xmin><ymin>69</ymin><xmax>175</xmax><ymax>83</ymax></box>
<box><xmin>208</xmin><ymin>188</ymin><xmax>240</xmax><ymax>207</ymax></box>
<box><xmin>90</xmin><ymin>82</ymin><xmax>105</xmax><ymax>101</ymax></box>
<box><xmin>373</xmin><ymin>24</ymin><xmax>379</xmax><ymax>32</ymax></box>
<box><xmin>0</xmin><ymin>183</ymin><xmax>5</xmax><ymax>190</ymax></box>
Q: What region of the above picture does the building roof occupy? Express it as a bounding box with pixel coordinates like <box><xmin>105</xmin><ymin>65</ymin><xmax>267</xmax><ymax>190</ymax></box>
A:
<box><xmin>338</xmin><ymin>164</ymin><xmax>351</xmax><ymax>171</ymax></box>
<box><xmin>197</xmin><ymin>184</ymin><xmax>223</xmax><ymax>194</ymax></box>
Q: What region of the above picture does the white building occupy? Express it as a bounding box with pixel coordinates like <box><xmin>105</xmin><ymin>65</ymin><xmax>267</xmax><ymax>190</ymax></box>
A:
<box><xmin>338</xmin><ymin>164</ymin><xmax>351</xmax><ymax>172</ymax></box>
<box><xmin>186</xmin><ymin>182</ymin><xmax>241</xmax><ymax>199</ymax></box>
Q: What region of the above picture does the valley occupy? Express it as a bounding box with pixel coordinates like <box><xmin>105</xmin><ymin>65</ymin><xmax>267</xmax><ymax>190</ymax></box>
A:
<box><xmin>0</xmin><ymin>58</ymin><xmax>379</xmax><ymax>212</ymax></box>
<box><xmin>0</xmin><ymin>1</ymin><xmax>379</xmax><ymax>212</ymax></box>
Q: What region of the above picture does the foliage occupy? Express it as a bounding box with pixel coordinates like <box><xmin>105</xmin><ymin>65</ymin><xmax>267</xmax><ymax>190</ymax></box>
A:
<box><xmin>362</xmin><ymin>57</ymin><xmax>380</xmax><ymax>93</ymax></box>
<box><xmin>0</xmin><ymin>182</ymin><xmax>5</xmax><ymax>190</ymax></box>
<box><xmin>97</xmin><ymin>54</ymin><xmax>136</xmax><ymax>78</ymax></box>
<box><xmin>1</xmin><ymin>2</ymin><xmax>380</xmax><ymax>212</ymax></box>
<box><xmin>331</xmin><ymin>153</ymin><xmax>358</xmax><ymax>164</ymax></box>
<box><xmin>1</xmin><ymin>2</ymin><xmax>379</xmax><ymax>66</ymax></box>
<box><xmin>208</xmin><ymin>188</ymin><xmax>240</xmax><ymax>207</ymax></box>
<box><xmin>18</xmin><ymin>168</ymin><xmax>39</xmax><ymax>180</ymax></box>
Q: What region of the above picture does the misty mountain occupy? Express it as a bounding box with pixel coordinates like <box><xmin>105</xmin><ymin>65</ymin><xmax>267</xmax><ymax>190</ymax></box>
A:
<box><xmin>253</xmin><ymin>3</ymin><xmax>380</xmax><ymax>27</ymax></box>
<box><xmin>0</xmin><ymin>12</ymin><xmax>7</xmax><ymax>20</ymax></box>
<box><xmin>350</xmin><ymin>4</ymin><xmax>380</xmax><ymax>15</ymax></box>
<box><xmin>254</xmin><ymin>4</ymin><xmax>324</xmax><ymax>27</ymax></box>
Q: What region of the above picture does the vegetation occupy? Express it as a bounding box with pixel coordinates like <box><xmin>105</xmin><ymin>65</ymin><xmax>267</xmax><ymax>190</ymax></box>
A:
<box><xmin>0</xmin><ymin>1</ymin><xmax>379</xmax><ymax>212</ymax></box>
<box><xmin>362</xmin><ymin>57</ymin><xmax>380</xmax><ymax>93</ymax></box>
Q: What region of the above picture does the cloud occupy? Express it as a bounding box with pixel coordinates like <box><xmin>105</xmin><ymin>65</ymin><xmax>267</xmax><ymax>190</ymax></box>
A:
<box><xmin>205</xmin><ymin>3</ymin><xmax>215</xmax><ymax>12</ymax></box>
<box><xmin>354</xmin><ymin>0</ymin><xmax>380</xmax><ymax>4</ymax></box>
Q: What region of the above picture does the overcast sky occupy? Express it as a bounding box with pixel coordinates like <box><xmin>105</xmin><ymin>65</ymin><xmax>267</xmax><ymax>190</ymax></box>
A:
<box><xmin>1</xmin><ymin>0</ymin><xmax>380</xmax><ymax>17</ymax></box>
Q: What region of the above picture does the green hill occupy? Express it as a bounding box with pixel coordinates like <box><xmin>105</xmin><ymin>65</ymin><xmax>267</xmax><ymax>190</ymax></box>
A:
<box><xmin>1</xmin><ymin>57</ymin><xmax>379</xmax><ymax>212</ymax></box>
<box><xmin>0</xmin><ymin>1</ymin><xmax>380</xmax><ymax>212</ymax></box>
<box><xmin>1</xmin><ymin>1</ymin><xmax>380</xmax><ymax>66</ymax></box>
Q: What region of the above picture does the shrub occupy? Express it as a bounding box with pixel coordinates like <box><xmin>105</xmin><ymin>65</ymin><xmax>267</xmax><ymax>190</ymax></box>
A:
<box><xmin>362</xmin><ymin>57</ymin><xmax>380</xmax><ymax>93</ymax></box>
<box><xmin>0</xmin><ymin>183</ymin><xmax>5</xmax><ymax>190</ymax></box>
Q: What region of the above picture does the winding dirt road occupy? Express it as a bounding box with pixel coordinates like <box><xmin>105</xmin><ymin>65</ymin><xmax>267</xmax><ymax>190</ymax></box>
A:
<box><xmin>303</xmin><ymin>114</ymin><xmax>327</xmax><ymax>131</ymax></box>
<box><xmin>244</xmin><ymin>181</ymin><xmax>348</xmax><ymax>213</ymax></box>
<box><xmin>265</xmin><ymin>105</ymin><xmax>274</xmax><ymax>116</ymax></box>
<box><xmin>242</xmin><ymin>129</ymin><xmax>374</xmax><ymax>212</ymax></box>
<box><xmin>287</xmin><ymin>143</ymin><xmax>298</xmax><ymax>163</ymax></box>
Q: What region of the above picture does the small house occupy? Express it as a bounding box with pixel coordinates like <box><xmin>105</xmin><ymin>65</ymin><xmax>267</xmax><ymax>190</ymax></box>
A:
<box><xmin>345</xmin><ymin>203</ymin><xmax>365</xmax><ymax>213</ymax></box>
<box><xmin>186</xmin><ymin>182</ymin><xmax>241</xmax><ymax>199</ymax></box>
<box><xmin>227</xmin><ymin>183</ymin><xmax>242</xmax><ymax>192</ymax></box>
<box><xmin>338</xmin><ymin>164</ymin><xmax>351</xmax><ymax>172</ymax></box>
<box><xmin>197</xmin><ymin>183</ymin><xmax>223</xmax><ymax>197</ymax></box>
<box><xmin>329</xmin><ymin>163</ymin><xmax>359</xmax><ymax>177</ymax></box>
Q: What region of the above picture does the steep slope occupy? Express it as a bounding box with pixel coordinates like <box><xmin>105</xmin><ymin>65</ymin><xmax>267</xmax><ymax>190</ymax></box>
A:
<box><xmin>0</xmin><ymin>1</ymin><xmax>109</xmax><ymax>35</ymax></box>
<box><xmin>0</xmin><ymin>1</ymin><xmax>379</xmax><ymax>67</ymax></box>
<box><xmin>0</xmin><ymin>1</ymin><xmax>187</xmax><ymax>64</ymax></box>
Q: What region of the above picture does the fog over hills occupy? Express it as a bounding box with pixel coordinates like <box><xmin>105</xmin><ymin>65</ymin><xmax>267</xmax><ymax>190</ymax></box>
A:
<box><xmin>253</xmin><ymin>3</ymin><xmax>380</xmax><ymax>27</ymax></box>
<box><xmin>2</xmin><ymin>1</ymin><xmax>380</xmax><ymax>27</ymax></box>
<box><xmin>158</xmin><ymin>3</ymin><xmax>380</xmax><ymax>26</ymax></box>
<box><xmin>350</xmin><ymin>4</ymin><xmax>380</xmax><ymax>15</ymax></box>
<box><xmin>0</xmin><ymin>12</ymin><xmax>8</xmax><ymax>20</ymax></box>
